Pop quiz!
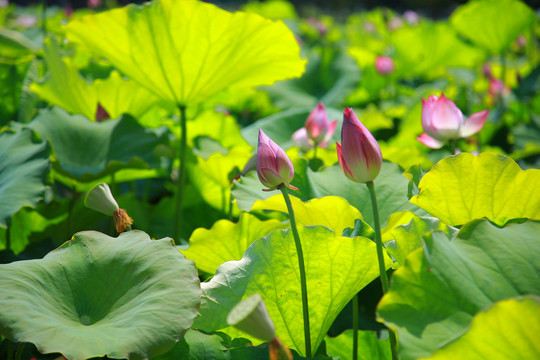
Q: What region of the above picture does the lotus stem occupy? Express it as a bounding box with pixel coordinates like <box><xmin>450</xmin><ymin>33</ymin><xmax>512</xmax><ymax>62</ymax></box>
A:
<box><xmin>353</xmin><ymin>293</ymin><xmax>359</xmax><ymax>360</ymax></box>
<box><xmin>280</xmin><ymin>186</ymin><xmax>312</xmax><ymax>358</ymax></box>
<box><xmin>366</xmin><ymin>181</ymin><xmax>398</xmax><ymax>360</ymax></box>
<box><xmin>14</xmin><ymin>342</ymin><xmax>25</xmax><ymax>360</ymax></box>
<box><xmin>174</xmin><ymin>105</ymin><xmax>187</xmax><ymax>243</ymax></box>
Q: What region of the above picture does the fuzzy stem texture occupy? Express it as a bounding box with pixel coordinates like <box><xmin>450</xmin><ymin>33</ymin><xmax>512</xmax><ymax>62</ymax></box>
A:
<box><xmin>280</xmin><ymin>186</ymin><xmax>312</xmax><ymax>358</ymax></box>
<box><xmin>366</xmin><ymin>181</ymin><xmax>399</xmax><ymax>360</ymax></box>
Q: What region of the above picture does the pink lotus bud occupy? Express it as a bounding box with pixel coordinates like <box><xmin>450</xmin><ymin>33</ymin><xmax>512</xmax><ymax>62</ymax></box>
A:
<box><xmin>305</xmin><ymin>102</ymin><xmax>337</xmax><ymax>144</ymax></box>
<box><xmin>292</xmin><ymin>127</ymin><xmax>313</xmax><ymax>153</ymax></box>
<box><xmin>488</xmin><ymin>78</ymin><xmax>510</xmax><ymax>98</ymax></box>
<box><xmin>375</xmin><ymin>56</ymin><xmax>395</xmax><ymax>76</ymax></box>
<box><xmin>417</xmin><ymin>93</ymin><xmax>490</xmax><ymax>149</ymax></box>
<box><xmin>257</xmin><ymin>129</ymin><xmax>298</xmax><ymax>191</ymax></box>
<box><xmin>336</xmin><ymin>108</ymin><xmax>382</xmax><ymax>183</ymax></box>
<box><xmin>482</xmin><ymin>63</ymin><xmax>493</xmax><ymax>79</ymax></box>
<box><xmin>87</xmin><ymin>0</ymin><xmax>102</xmax><ymax>8</ymax></box>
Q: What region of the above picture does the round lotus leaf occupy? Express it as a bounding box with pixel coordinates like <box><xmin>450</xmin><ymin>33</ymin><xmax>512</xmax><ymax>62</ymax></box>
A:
<box><xmin>0</xmin><ymin>230</ymin><xmax>201</xmax><ymax>360</ymax></box>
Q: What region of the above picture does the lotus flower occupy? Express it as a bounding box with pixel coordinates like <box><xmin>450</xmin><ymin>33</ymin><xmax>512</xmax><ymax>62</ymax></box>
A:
<box><xmin>305</xmin><ymin>102</ymin><xmax>337</xmax><ymax>144</ymax></box>
<box><xmin>374</xmin><ymin>56</ymin><xmax>395</xmax><ymax>76</ymax></box>
<box><xmin>337</xmin><ymin>108</ymin><xmax>382</xmax><ymax>183</ymax></box>
<box><xmin>257</xmin><ymin>129</ymin><xmax>298</xmax><ymax>191</ymax></box>
<box><xmin>417</xmin><ymin>94</ymin><xmax>489</xmax><ymax>149</ymax></box>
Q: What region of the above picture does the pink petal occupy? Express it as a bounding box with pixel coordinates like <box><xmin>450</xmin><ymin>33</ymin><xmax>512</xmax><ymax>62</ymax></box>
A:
<box><xmin>460</xmin><ymin>109</ymin><xmax>489</xmax><ymax>138</ymax></box>
<box><xmin>417</xmin><ymin>133</ymin><xmax>444</xmax><ymax>149</ymax></box>
<box><xmin>428</xmin><ymin>94</ymin><xmax>463</xmax><ymax>140</ymax></box>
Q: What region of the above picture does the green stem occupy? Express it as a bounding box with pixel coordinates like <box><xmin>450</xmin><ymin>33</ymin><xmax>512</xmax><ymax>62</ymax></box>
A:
<box><xmin>5</xmin><ymin>225</ymin><xmax>10</xmax><ymax>252</ymax></box>
<box><xmin>313</xmin><ymin>144</ymin><xmax>318</xmax><ymax>160</ymax></box>
<box><xmin>448</xmin><ymin>139</ymin><xmax>457</xmax><ymax>155</ymax></box>
<box><xmin>7</xmin><ymin>340</ymin><xmax>13</xmax><ymax>360</ymax></box>
<box><xmin>353</xmin><ymin>294</ymin><xmax>359</xmax><ymax>360</ymax></box>
<box><xmin>280</xmin><ymin>186</ymin><xmax>311</xmax><ymax>358</ymax></box>
<box><xmin>366</xmin><ymin>181</ymin><xmax>398</xmax><ymax>360</ymax></box>
<box><xmin>174</xmin><ymin>105</ymin><xmax>187</xmax><ymax>243</ymax></box>
<box><xmin>14</xmin><ymin>343</ymin><xmax>25</xmax><ymax>360</ymax></box>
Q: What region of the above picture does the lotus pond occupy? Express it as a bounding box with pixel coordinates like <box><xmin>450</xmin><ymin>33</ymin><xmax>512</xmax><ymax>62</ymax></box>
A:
<box><xmin>0</xmin><ymin>0</ymin><xmax>539</xmax><ymax>359</ymax></box>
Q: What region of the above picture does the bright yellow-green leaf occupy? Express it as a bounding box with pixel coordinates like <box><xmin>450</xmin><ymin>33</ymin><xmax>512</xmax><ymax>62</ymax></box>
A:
<box><xmin>187</xmin><ymin>147</ymin><xmax>252</xmax><ymax>213</ymax></box>
<box><xmin>450</xmin><ymin>0</ymin><xmax>536</xmax><ymax>54</ymax></box>
<box><xmin>410</xmin><ymin>153</ymin><xmax>540</xmax><ymax>226</ymax></box>
<box><xmin>251</xmin><ymin>195</ymin><xmax>362</xmax><ymax>234</ymax></box>
<box><xmin>422</xmin><ymin>296</ymin><xmax>540</xmax><ymax>360</ymax></box>
<box><xmin>181</xmin><ymin>213</ymin><xmax>286</xmax><ymax>275</ymax></box>
<box><xmin>30</xmin><ymin>38</ymin><xmax>159</xmax><ymax>120</ymax></box>
<box><xmin>65</xmin><ymin>0</ymin><xmax>306</xmax><ymax>106</ymax></box>
<box><xmin>188</xmin><ymin>110</ymin><xmax>250</xmax><ymax>150</ymax></box>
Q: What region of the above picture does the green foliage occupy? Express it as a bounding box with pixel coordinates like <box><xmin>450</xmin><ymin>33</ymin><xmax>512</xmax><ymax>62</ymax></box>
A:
<box><xmin>194</xmin><ymin>226</ymin><xmax>393</xmax><ymax>357</ymax></box>
<box><xmin>423</xmin><ymin>296</ymin><xmax>540</xmax><ymax>360</ymax></box>
<box><xmin>451</xmin><ymin>0</ymin><xmax>536</xmax><ymax>54</ymax></box>
<box><xmin>411</xmin><ymin>153</ymin><xmax>540</xmax><ymax>225</ymax></box>
<box><xmin>64</xmin><ymin>0</ymin><xmax>306</xmax><ymax>106</ymax></box>
<box><xmin>0</xmin><ymin>128</ymin><xmax>49</xmax><ymax>230</ymax></box>
<box><xmin>378</xmin><ymin>219</ymin><xmax>540</xmax><ymax>359</ymax></box>
<box><xmin>0</xmin><ymin>230</ymin><xmax>201</xmax><ymax>359</ymax></box>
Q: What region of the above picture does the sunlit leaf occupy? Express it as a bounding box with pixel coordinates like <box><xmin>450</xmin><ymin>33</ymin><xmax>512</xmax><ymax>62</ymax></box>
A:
<box><xmin>181</xmin><ymin>213</ymin><xmax>286</xmax><ymax>275</ymax></box>
<box><xmin>410</xmin><ymin>153</ymin><xmax>540</xmax><ymax>226</ymax></box>
<box><xmin>233</xmin><ymin>160</ymin><xmax>427</xmax><ymax>228</ymax></box>
<box><xmin>0</xmin><ymin>230</ymin><xmax>201</xmax><ymax>359</ymax></box>
<box><xmin>377</xmin><ymin>219</ymin><xmax>540</xmax><ymax>360</ymax></box>
<box><xmin>194</xmin><ymin>226</ymin><xmax>393</xmax><ymax>357</ymax></box>
<box><xmin>422</xmin><ymin>296</ymin><xmax>540</xmax><ymax>360</ymax></box>
<box><xmin>65</xmin><ymin>0</ymin><xmax>306</xmax><ymax>105</ymax></box>
<box><xmin>325</xmin><ymin>329</ymin><xmax>391</xmax><ymax>360</ymax></box>
<box><xmin>30</xmin><ymin>38</ymin><xmax>159</xmax><ymax>121</ymax></box>
<box><xmin>187</xmin><ymin>147</ymin><xmax>252</xmax><ymax>213</ymax></box>
<box><xmin>450</xmin><ymin>0</ymin><xmax>536</xmax><ymax>54</ymax></box>
<box><xmin>0</xmin><ymin>128</ymin><xmax>49</xmax><ymax>230</ymax></box>
<box><xmin>251</xmin><ymin>195</ymin><xmax>362</xmax><ymax>234</ymax></box>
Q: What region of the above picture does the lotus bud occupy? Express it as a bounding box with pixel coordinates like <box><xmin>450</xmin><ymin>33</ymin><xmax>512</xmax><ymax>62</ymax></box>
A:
<box><xmin>84</xmin><ymin>183</ymin><xmax>119</xmax><ymax>216</ymax></box>
<box><xmin>374</xmin><ymin>56</ymin><xmax>395</xmax><ymax>76</ymax></box>
<box><xmin>337</xmin><ymin>108</ymin><xmax>382</xmax><ymax>183</ymax></box>
<box><xmin>292</xmin><ymin>127</ymin><xmax>313</xmax><ymax>153</ymax></box>
<box><xmin>304</xmin><ymin>102</ymin><xmax>337</xmax><ymax>145</ymax></box>
<box><xmin>257</xmin><ymin>129</ymin><xmax>298</xmax><ymax>191</ymax></box>
<box><xmin>227</xmin><ymin>293</ymin><xmax>276</xmax><ymax>342</ymax></box>
<box><xmin>417</xmin><ymin>93</ymin><xmax>489</xmax><ymax>149</ymax></box>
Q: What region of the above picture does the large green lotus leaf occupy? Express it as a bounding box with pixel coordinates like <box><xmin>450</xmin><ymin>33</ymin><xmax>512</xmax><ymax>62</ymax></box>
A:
<box><xmin>251</xmin><ymin>195</ymin><xmax>362</xmax><ymax>234</ymax></box>
<box><xmin>233</xmin><ymin>160</ymin><xmax>426</xmax><ymax>228</ymax></box>
<box><xmin>188</xmin><ymin>110</ymin><xmax>250</xmax><ymax>150</ymax></box>
<box><xmin>0</xmin><ymin>129</ymin><xmax>50</xmax><ymax>229</ymax></box>
<box><xmin>423</xmin><ymin>296</ymin><xmax>540</xmax><ymax>360</ymax></box>
<box><xmin>385</xmin><ymin>213</ymin><xmax>458</xmax><ymax>266</ymax></box>
<box><xmin>25</xmin><ymin>107</ymin><xmax>168</xmax><ymax>182</ymax></box>
<box><xmin>262</xmin><ymin>47</ymin><xmax>360</xmax><ymax>110</ymax></box>
<box><xmin>450</xmin><ymin>0</ymin><xmax>536</xmax><ymax>54</ymax></box>
<box><xmin>0</xmin><ymin>60</ymin><xmax>35</xmax><ymax>126</ymax></box>
<box><xmin>0</xmin><ymin>230</ymin><xmax>201</xmax><ymax>359</ymax></box>
<box><xmin>65</xmin><ymin>0</ymin><xmax>305</xmax><ymax>106</ymax></box>
<box><xmin>187</xmin><ymin>147</ymin><xmax>252</xmax><ymax>213</ymax></box>
<box><xmin>181</xmin><ymin>213</ymin><xmax>286</xmax><ymax>275</ymax></box>
<box><xmin>30</xmin><ymin>38</ymin><xmax>159</xmax><ymax>121</ymax></box>
<box><xmin>377</xmin><ymin>220</ymin><xmax>540</xmax><ymax>360</ymax></box>
<box><xmin>391</xmin><ymin>21</ymin><xmax>484</xmax><ymax>77</ymax></box>
<box><xmin>194</xmin><ymin>226</ymin><xmax>393</xmax><ymax>357</ymax></box>
<box><xmin>410</xmin><ymin>153</ymin><xmax>540</xmax><ymax>226</ymax></box>
<box><xmin>325</xmin><ymin>329</ymin><xmax>391</xmax><ymax>360</ymax></box>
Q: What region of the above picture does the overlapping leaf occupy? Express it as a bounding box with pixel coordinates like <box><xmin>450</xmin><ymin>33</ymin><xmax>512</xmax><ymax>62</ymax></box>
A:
<box><xmin>0</xmin><ymin>129</ymin><xmax>49</xmax><ymax>229</ymax></box>
<box><xmin>65</xmin><ymin>0</ymin><xmax>306</xmax><ymax>105</ymax></box>
<box><xmin>182</xmin><ymin>213</ymin><xmax>286</xmax><ymax>275</ymax></box>
<box><xmin>194</xmin><ymin>226</ymin><xmax>393</xmax><ymax>357</ymax></box>
<box><xmin>423</xmin><ymin>296</ymin><xmax>540</xmax><ymax>360</ymax></box>
<box><xmin>377</xmin><ymin>219</ymin><xmax>540</xmax><ymax>360</ymax></box>
<box><xmin>410</xmin><ymin>153</ymin><xmax>540</xmax><ymax>226</ymax></box>
<box><xmin>0</xmin><ymin>230</ymin><xmax>201</xmax><ymax>359</ymax></box>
